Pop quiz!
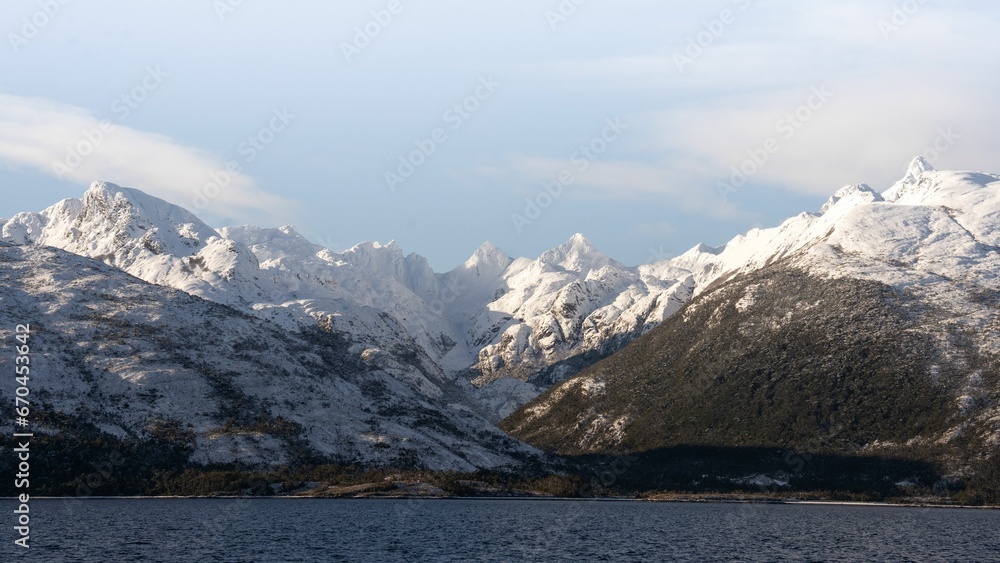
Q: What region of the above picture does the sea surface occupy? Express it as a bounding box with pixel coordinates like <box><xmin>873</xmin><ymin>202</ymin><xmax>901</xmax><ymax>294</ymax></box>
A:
<box><xmin>3</xmin><ymin>498</ymin><xmax>998</xmax><ymax>562</ymax></box>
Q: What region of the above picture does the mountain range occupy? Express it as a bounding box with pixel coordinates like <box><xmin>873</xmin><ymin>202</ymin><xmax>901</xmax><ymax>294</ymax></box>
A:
<box><xmin>1</xmin><ymin>157</ymin><xmax>998</xmax><ymax>491</ymax></box>
<box><xmin>1</xmin><ymin>183</ymin><xmax>692</xmax><ymax>422</ymax></box>
<box><xmin>503</xmin><ymin>157</ymin><xmax>1000</xmax><ymax>489</ymax></box>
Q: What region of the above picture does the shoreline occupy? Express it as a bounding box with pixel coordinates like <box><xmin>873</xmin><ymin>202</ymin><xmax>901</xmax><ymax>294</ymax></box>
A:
<box><xmin>4</xmin><ymin>495</ymin><xmax>997</xmax><ymax>510</ymax></box>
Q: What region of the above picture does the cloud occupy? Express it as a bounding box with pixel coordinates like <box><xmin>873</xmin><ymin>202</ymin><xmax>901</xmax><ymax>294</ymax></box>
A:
<box><xmin>499</xmin><ymin>2</ymin><xmax>1000</xmax><ymax>203</ymax></box>
<box><xmin>484</xmin><ymin>153</ymin><xmax>747</xmax><ymax>220</ymax></box>
<box><xmin>642</xmin><ymin>73</ymin><xmax>1000</xmax><ymax>196</ymax></box>
<box><xmin>0</xmin><ymin>93</ymin><xmax>297</xmax><ymax>224</ymax></box>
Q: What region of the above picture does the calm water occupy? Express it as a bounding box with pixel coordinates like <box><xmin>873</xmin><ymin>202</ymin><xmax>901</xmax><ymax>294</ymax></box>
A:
<box><xmin>2</xmin><ymin>498</ymin><xmax>997</xmax><ymax>562</ymax></box>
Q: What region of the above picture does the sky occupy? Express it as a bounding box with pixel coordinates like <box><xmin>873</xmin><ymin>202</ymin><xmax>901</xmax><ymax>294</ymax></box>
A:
<box><xmin>1</xmin><ymin>0</ymin><xmax>999</xmax><ymax>271</ymax></box>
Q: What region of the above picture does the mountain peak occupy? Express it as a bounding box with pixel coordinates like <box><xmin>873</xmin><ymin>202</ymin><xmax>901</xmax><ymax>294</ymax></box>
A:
<box><xmin>85</xmin><ymin>179</ymin><xmax>117</xmax><ymax>194</ymax></box>
<box><xmin>907</xmin><ymin>155</ymin><xmax>937</xmax><ymax>177</ymax></box>
<box><xmin>82</xmin><ymin>180</ymin><xmax>151</xmax><ymax>209</ymax></box>
<box><xmin>79</xmin><ymin>181</ymin><xmax>208</xmax><ymax>232</ymax></box>
<box><xmin>353</xmin><ymin>239</ymin><xmax>401</xmax><ymax>253</ymax></box>
<box><xmin>559</xmin><ymin>233</ymin><xmax>595</xmax><ymax>253</ymax></box>
<box><xmin>538</xmin><ymin>233</ymin><xmax>622</xmax><ymax>272</ymax></box>
<box><xmin>462</xmin><ymin>241</ymin><xmax>512</xmax><ymax>273</ymax></box>
<box><xmin>278</xmin><ymin>224</ymin><xmax>302</xmax><ymax>237</ymax></box>
<box><xmin>476</xmin><ymin>240</ymin><xmax>503</xmax><ymax>254</ymax></box>
<box><xmin>692</xmin><ymin>242</ymin><xmax>724</xmax><ymax>256</ymax></box>
<box><xmin>80</xmin><ymin>181</ymin><xmax>127</xmax><ymax>216</ymax></box>
<box><xmin>883</xmin><ymin>156</ymin><xmax>938</xmax><ymax>202</ymax></box>
<box><xmin>820</xmin><ymin>183</ymin><xmax>884</xmax><ymax>215</ymax></box>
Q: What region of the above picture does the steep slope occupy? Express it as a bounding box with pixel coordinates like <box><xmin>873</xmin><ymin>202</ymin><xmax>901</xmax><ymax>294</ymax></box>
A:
<box><xmin>0</xmin><ymin>243</ymin><xmax>537</xmax><ymax>471</ymax></box>
<box><xmin>504</xmin><ymin>159</ymin><xmax>1000</xmax><ymax>480</ymax></box>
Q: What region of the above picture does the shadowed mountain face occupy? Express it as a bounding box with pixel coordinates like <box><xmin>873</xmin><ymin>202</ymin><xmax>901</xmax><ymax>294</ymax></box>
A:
<box><xmin>502</xmin><ymin>266</ymin><xmax>1000</xmax><ymax>475</ymax></box>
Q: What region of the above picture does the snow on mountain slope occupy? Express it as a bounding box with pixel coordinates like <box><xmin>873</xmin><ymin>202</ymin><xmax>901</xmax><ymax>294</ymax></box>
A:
<box><xmin>217</xmin><ymin>225</ymin><xmax>469</xmax><ymax>377</ymax></box>
<box><xmin>1</xmin><ymin>185</ymin><xmax>461</xmax><ymax>388</ymax></box>
<box><xmin>641</xmin><ymin>158</ymin><xmax>1000</xmax><ymax>398</ymax></box>
<box><xmin>666</xmin><ymin>158</ymin><xmax>1000</xmax><ymax>299</ymax></box>
<box><xmin>468</xmin><ymin>235</ymin><xmax>693</xmax><ymax>389</ymax></box>
<box><xmin>2</xmin><ymin>182</ymin><xmax>273</xmax><ymax>308</ymax></box>
<box><xmin>659</xmin><ymin>159</ymin><xmax>1000</xmax><ymax>372</ymax></box>
<box><xmin>0</xmin><ymin>243</ymin><xmax>537</xmax><ymax>471</ymax></box>
<box><xmin>2</xmin><ymin>186</ymin><xmax>696</xmax><ymax>418</ymax></box>
<box><xmin>9</xmin><ymin>157</ymin><xmax>991</xmax><ymax>423</ymax></box>
<box><xmin>504</xmin><ymin>158</ymin><xmax>1000</xmax><ymax>472</ymax></box>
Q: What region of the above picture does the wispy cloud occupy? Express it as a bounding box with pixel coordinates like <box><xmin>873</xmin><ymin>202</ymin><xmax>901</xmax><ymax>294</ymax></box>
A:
<box><xmin>641</xmin><ymin>75</ymin><xmax>999</xmax><ymax>196</ymax></box>
<box><xmin>483</xmin><ymin>153</ymin><xmax>747</xmax><ymax>220</ymax></box>
<box><xmin>0</xmin><ymin>93</ymin><xmax>297</xmax><ymax>224</ymax></box>
<box><xmin>498</xmin><ymin>1</ymin><xmax>1000</xmax><ymax>203</ymax></box>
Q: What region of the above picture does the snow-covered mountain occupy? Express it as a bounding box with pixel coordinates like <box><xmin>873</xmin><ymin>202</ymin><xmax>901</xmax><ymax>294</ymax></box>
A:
<box><xmin>0</xmin><ymin>243</ymin><xmax>536</xmax><ymax>471</ymax></box>
<box><xmin>503</xmin><ymin>158</ymin><xmax>1000</xmax><ymax>483</ymax></box>
<box><xmin>2</xmin><ymin>183</ymin><xmax>694</xmax><ymax>419</ymax></box>
<box><xmin>5</xmin><ymin>156</ymin><xmax>997</xmax><ymax>439</ymax></box>
<box><xmin>662</xmin><ymin>157</ymin><xmax>1000</xmax><ymax>354</ymax></box>
<box><xmin>468</xmin><ymin>234</ymin><xmax>692</xmax><ymax>389</ymax></box>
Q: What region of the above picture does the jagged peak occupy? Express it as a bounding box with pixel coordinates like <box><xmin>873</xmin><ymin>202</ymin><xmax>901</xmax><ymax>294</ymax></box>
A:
<box><xmin>551</xmin><ymin>233</ymin><xmax>596</xmax><ymax>254</ymax></box>
<box><xmin>277</xmin><ymin>224</ymin><xmax>304</xmax><ymax>237</ymax></box>
<box><xmin>907</xmin><ymin>155</ymin><xmax>937</xmax><ymax>177</ymax></box>
<box><xmin>82</xmin><ymin>181</ymin><xmax>148</xmax><ymax>209</ymax></box>
<box><xmin>678</xmin><ymin>242</ymin><xmax>724</xmax><ymax>259</ymax></box>
<box><xmin>85</xmin><ymin>179</ymin><xmax>120</xmax><ymax>195</ymax></box>
<box><xmin>471</xmin><ymin>240</ymin><xmax>509</xmax><ymax>259</ymax></box>
<box><xmin>462</xmin><ymin>240</ymin><xmax>513</xmax><ymax>273</ymax></box>
<box><xmin>538</xmin><ymin>233</ymin><xmax>622</xmax><ymax>272</ymax></box>
<box><xmin>81</xmin><ymin>181</ymin><xmax>128</xmax><ymax>213</ymax></box>
<box><xmin>883</xmin><ymin>156</ymin><xmax>938</xmax><ymax>202</ymax></box>
<box><xmin>345</xmin><ymin>239</ymin><xmax>403</xmax><ymax>256</ymax></box>
<box><xmin>475</xmin><ymin>240</ymin><xmax>504</xmax><ymax>255</ymax></box>
<box><xmin>78</xmin><ymin>181</ymin><xmax>209</xmax><ymax>232</ymax></box>
<box><xmin>820</xmin><ymin>183</ymin><xmax>884</xmax><ymax>215</ymax></box>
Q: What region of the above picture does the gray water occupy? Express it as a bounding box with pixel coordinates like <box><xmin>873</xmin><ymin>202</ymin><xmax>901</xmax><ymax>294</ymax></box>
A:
<box><xmin>3</xmin><ymin>498</ymin><xmax>998</xmax><ymax>562</ymax></box>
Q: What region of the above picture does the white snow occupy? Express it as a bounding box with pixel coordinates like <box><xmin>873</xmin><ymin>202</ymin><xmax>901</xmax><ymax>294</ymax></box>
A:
<box><xmin>4</xmin><ymin>157</ymin><xmax>1000</xmax><ymax>421</ymax></box>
